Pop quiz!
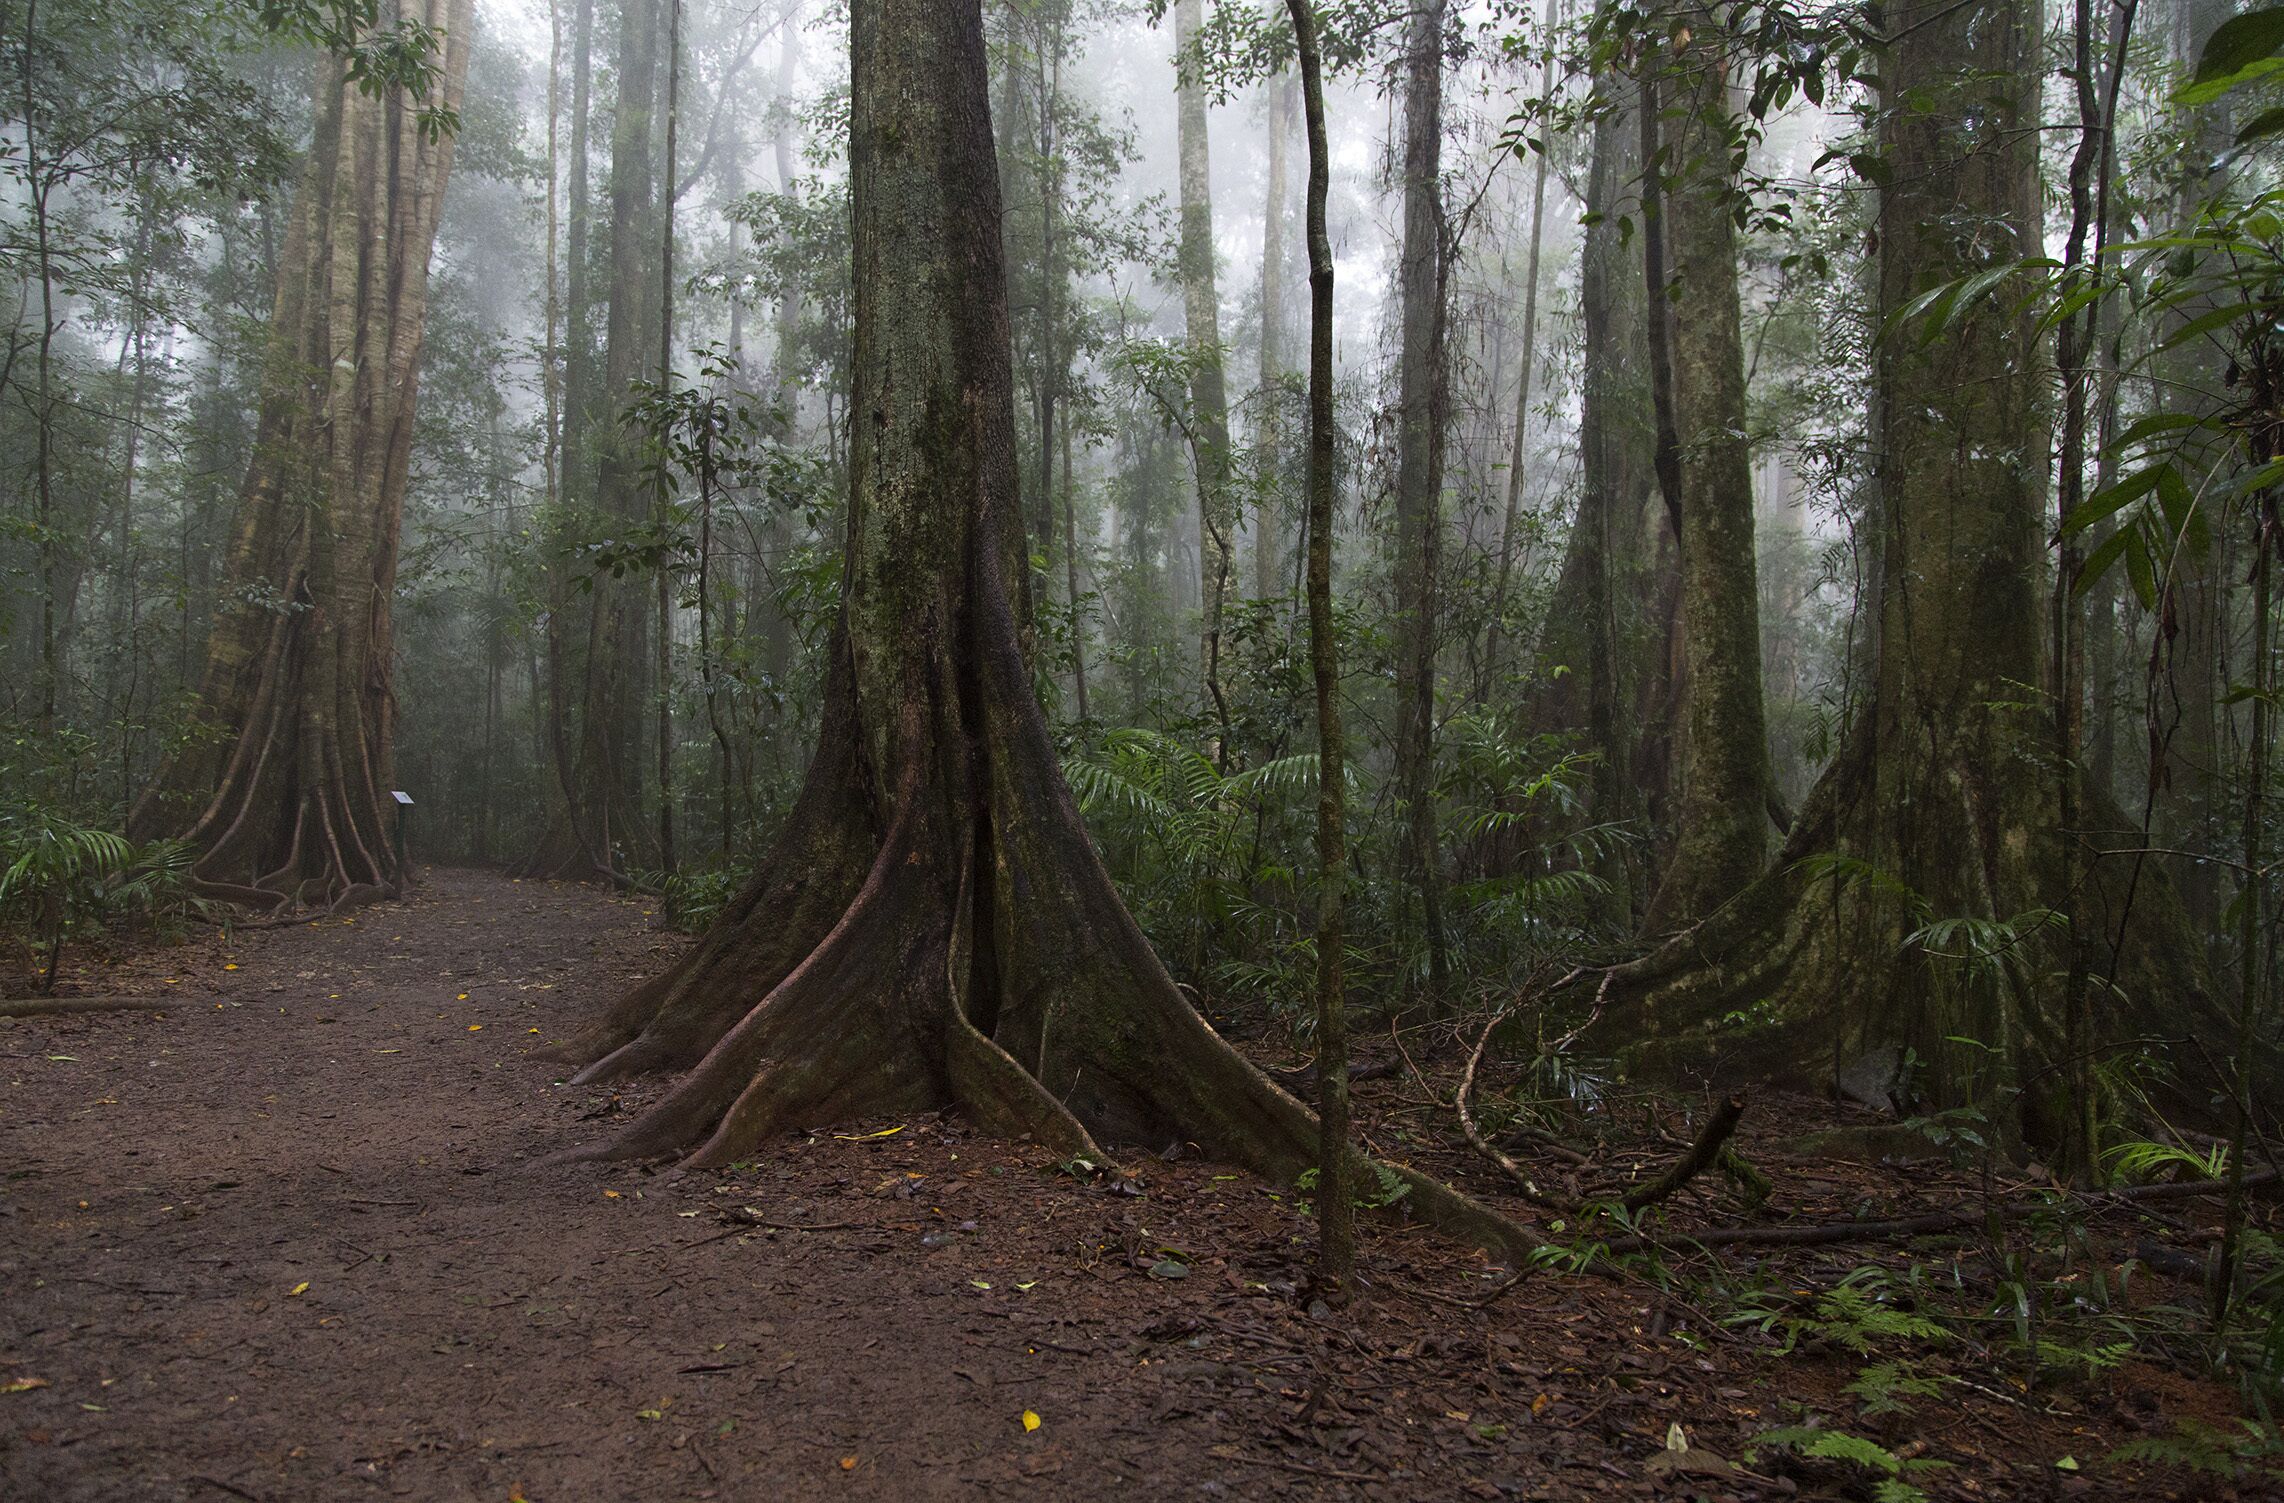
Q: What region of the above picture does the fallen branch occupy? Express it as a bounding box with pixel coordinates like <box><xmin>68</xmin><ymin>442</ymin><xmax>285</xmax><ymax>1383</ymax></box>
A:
<box><xmin>1620</xmin><ymin>1094</ymin><xmax>1747</xmax><ymax>1211</ymax></box>
<box><xmin>1599</xmin><ymin>1168</ymin><xmax>2281</xmax><ymax>1257</ymax></box>
<box><xmin>0</xmin><ymin>995</ymin><xmax>175</xmax><ymax>1019</ymax></box>
<box><xmin>1454</xmin><ymin>999</ymin><xmax>1571</xmax><ymax>1212</ymax></box>
<box><xmin>1453</xmin><ymin>994</ymin><xmax>1745</xmax><ymax>1219</ymax></box>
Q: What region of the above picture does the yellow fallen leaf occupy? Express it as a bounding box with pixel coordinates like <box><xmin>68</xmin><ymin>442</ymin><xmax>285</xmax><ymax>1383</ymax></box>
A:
<box><xmin>832</xmin><ymin>1125</ymin><xmax>905</xmax><ymax>1141</ymax></box>
<box><xmin>468</xmin><ymin>1024</ymin><xmax>483</xmax><ymax>1032</ymax></box>
<box><xmin>3</xmin><ymin>1377</ymin><xmax>50</xmax><ymax>1394</ymax></box>
<box><xmin>375</xmin><ymin>1049</ymin><xmax>401</xmax><ymax>1055</ymax></box>
<box><xmin>223</xmin><ymin>964</ymin><xmax>238</xmax><ymax>972</ymax></box>
<box><xmin>603</xmin><ymin>1190</ymin><xmax>622</xmax><ymax>1200</ymax></box>
<box><xmin>457</xmin><ymin>993</ymin><xmax>469</xmax><ymax>1001</ymax></box>
<box><xmin>839</xmin><ymin>1456</ymin><xmax>858</xmax><ymax>1471</ymax></box>
<box><xmin>1021</xmin><ymin>1410</ymin><xmax>1041</xmax><ymax>1432</ymax></box>
<box><xmin>289</xmin><ymin>1281</ymin><xmax>310</xmax><ymax>1297</ymax></box>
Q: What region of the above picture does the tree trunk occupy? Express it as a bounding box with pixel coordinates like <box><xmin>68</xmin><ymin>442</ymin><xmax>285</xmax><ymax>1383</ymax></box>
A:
<box><xmin>1639</xmin><ymin>13</ymin><xmax>1775</xmax><ymax>928</ymax></box>
<box><xmin>1172</xmin><ymin>0</ymin><xmax>1237</xmax><ymax>738</ymax></box>
<box><xmin>1598</xmin><ymin>0</ymin><xmax>2220</xmax><ymax>1129</ymax></box>
<box><xmin>575</xmin><ymin>0</ymin><xmax>666</xmax><ymax>873</ymax></box>
<box><xmin>129</xmin><ymin>0</ymin><xmax>477</xmax><ymax>911</ymax></box>
<box><xmin>1524</xmin><ymin>70</ymin><xmax>1669</xmax><ymax>918</ymax></box>
<box><xmin>1391</xmin><ymin>0</ymin><xmax>1452</xmax><ymax>991</ymax></box>
<box><xmin>1253</xmin><ymin>68</ymin><xmax>1293</xmax><ymax>605</ymax></box>
<box><xmin>1482</xmin><ymin>0</ymin><xmax>1556</xmax><ymax>684</ymax></box>
<box><xmin>557</xmin><ymin>0</ymin><xmax>1535</xmax><ymax>1268</ymax></box>
<box><xmin>1286</xmin><ymin>0</ymin><xmax>1354</xmax><ymax>1292</ymax></box>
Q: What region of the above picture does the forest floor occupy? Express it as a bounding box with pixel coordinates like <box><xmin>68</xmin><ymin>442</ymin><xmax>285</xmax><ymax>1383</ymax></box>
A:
<box><xmin>0</xmin><ymin>868</ymin><xmax>2272</xmax><ymax>1502</ymax></box>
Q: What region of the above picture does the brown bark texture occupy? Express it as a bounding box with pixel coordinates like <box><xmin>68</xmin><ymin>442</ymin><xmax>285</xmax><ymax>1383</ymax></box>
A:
<box><xmin>130</xmin><ymin>0</ymin><xmax>477</xmax><ymax>912</ymax></box>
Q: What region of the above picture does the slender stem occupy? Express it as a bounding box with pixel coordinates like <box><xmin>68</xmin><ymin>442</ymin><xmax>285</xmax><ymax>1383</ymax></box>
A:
<box><xmin>1286</xmin><ymin>0</ymin><xmax>1352</xmax><ymax>1290</ymax></box>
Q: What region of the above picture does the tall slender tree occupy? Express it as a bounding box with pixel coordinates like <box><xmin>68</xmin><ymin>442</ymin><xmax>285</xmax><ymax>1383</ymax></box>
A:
<box><xmin>1286</xmin><ymin>0</ymin><xmax>1354</xmax><ymax>1289</ymax></box>
<box><xmin>1390</xmin><ymin>0</ymin><xmax>1452</xmax><ymax>989</ymax></box>
<box><xmin>1172</xmin><ymin>0</ymin><xmax>1238</xmax><ymax>737</ymax></box>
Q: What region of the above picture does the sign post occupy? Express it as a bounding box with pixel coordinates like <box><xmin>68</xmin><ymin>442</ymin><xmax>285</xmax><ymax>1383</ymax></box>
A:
<box><xmin>391</xmin><ymin>791</ymin><xmax>414</xmax><ymax>879</ymax></box>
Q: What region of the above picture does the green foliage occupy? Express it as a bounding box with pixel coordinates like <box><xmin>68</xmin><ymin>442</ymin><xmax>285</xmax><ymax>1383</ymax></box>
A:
<box><xmin>1749</xmin><ymin>1425</ymin><xmax>1947</xmax><ymax>1503</ymax></box>
<box><xmin>1723</xmin><ymin>1265</ymin><xmax>1953</xmax><ymax>1357</ymax></box>
<box><xmin>0</xmin><ymin>807</ymin><xmax>209</xmax><ymax>993</ymax></box>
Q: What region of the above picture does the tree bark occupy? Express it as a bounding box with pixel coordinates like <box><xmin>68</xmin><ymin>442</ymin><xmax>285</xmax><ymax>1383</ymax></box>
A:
<box><xmin>1483</xmin><ymin>0</ymin><xmax>1556</xmax><ymax>684</ymax></box>
<box><xmin>1172</xmin><ymin>0</ymin><xmax>1237</xmax><ymax>738</ymax></box>
<box><xmin>1524</xmin><ymin>70</ymin><xmax>1670</xmax><ymax>919</ymax></box>
<box><xmin>1640</xmin><ymin>12</ymin><xmax>1776</xmax><ymax>928</ymax></box>
<box><xmin>1286</xmin><ymin>0</ymin><xmax>1354</xmax><ymax>1292</ymax></box>
<box><xmin>1392</xmin><ymin>0</ymin><xmax>1452</xmax><ymax>991</ymax></box>
<box><xmin>1253</xmin><ymin>68</ymin><xmax>1293</xmax><ymax>604</ymax></box>
<box><xmin>130</xmin><ymin>0</ymin><xmax>476</xmax><ymax>910</ymax></box>
<box><xmin>1596</xmin><ymin>0</ymin><xmax>2220</xmax><ymax>1130</ymax></box>
<box><xmin>558</xmin><ymin>0</ymin><xmax>1538</xmax><ymax>1269</ymax></box>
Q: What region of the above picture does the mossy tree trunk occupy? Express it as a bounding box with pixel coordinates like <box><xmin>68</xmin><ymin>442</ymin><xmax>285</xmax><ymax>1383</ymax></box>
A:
<box><xmin>1601</xmin><ymin>0</ymin><xmax>2220</xmax><ymax>1127</ymax></box>
<box><xmin>561</xmin><ymin>0</ymin><xmax>1536</xmax><ymax>1267</ymax></box>
<box><xmin>129</xmin><ymin>0</ymin><xmax>476</xmax><ymax>911</ymax></box>
<box><xmin>1640</xmin><ymin>12</ymin><xmax>1776</xmax><ymax>928</ymax></box>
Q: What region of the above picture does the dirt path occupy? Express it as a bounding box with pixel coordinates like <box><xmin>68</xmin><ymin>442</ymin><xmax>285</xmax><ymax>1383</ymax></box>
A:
<box><xmin>0</xmin><ymin>870</ymin><xmax>2233</xmax><ymax>1501</ymax></box>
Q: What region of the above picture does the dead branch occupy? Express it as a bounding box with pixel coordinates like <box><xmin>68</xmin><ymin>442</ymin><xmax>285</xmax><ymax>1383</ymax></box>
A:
<box><xmin>1598</xmin><ymin>1168</ymin><xmax>2281</xmax><ymax>1257</ymax></box>
<box><xmin>1620</xmin><ymin>1093</ymin><xmax>1747</xmax><ymax>1211</ymax></box>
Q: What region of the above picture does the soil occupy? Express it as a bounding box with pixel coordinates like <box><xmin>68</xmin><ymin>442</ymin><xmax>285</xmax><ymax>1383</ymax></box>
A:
<box><xmin>0</xmin><ymin>868</ymin><xmax>2273</xmax><ymax>1501</ymax></box>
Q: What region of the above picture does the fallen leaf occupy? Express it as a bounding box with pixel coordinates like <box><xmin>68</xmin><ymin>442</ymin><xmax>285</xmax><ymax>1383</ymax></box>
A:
<box><xmin>289</xmin><ymin>1281</ymin><xmax>310</xmax><ymax>1297</ymax></box>
<box><xmin>603</xmin><ymin>1190</ymin><xmax>622</xmax><ymax>1200</ymax></box>
<box><xmin>223</xmin><ymin>964</ymin><xmax>239</xmax><ymax>972</ymax></box>
<box><xmin>839</xmin><ymin>1456</ymin><xmax>858</xmax><ymax>1471</ymax></box>
<box><xmin>458</xmin><ymin>993</ymin><xmax>469</xmax><ymax>1001</ymax></box>
<box><xmin>468</xmin><ymin>1024</ymin><xmax>484</xmax><ymax>1032</ymax></box>
<box><xmin>1022</xmin><ymin>1410</ymin><xmax>1042</xmax><ymax>1432</ymax></box>
<box><xmin>2</xmin><ymin>1378</ymin><xmax>50</xmax><ymax>1394</ymax></box>
<box><xmin>832</xmin><ymin>1125</ymin><xmax>906</xmax><ymax>1141</ymax></box>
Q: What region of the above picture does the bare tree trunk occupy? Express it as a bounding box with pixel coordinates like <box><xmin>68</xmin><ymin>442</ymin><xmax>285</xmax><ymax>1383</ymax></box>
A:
<box><xmin>1286</xmin><ymin>0</ymin><xmax>1353</xmax><ymax>1293</ymax></box>
<box><xmin>1172</xmin><ymin>0</ymin><xmax>1236</xmax><ymax>742</ymax></box>
<box><xmin>1061</xmin><ymin>406</ymin><xmax>1089</xmax><ymax>720</ymax></box>
<box><xmin>656</xmin><ymin>0</ymin><xmax>682</xmax><ymax>902</ymax></box>
<box><xmin>555</xmin><ymin>0</ymin><xmax>1537</xmax><ymax>1270</ymax></box>
<box><xmin>1483</xmin><ymin>0</ymin><xmax>1556</xmax><ymax>683</ymax></box>
<box><xmin>1640</xmin><ymin>12</ymin><xmax>1775</xmax><ymax>927</ymax></box>
<box><xmin>1391</xmin><ymin>0</ymin><xmax>1452</xmax><ymax>992</ymax></box>
<box><xmin>1253</xmin><ymin>68</ymin><xmax>1294</xmax><ymax>604</ymax></box>
<box><xmin>533</xmin><ymin>0</ymin><xmax>604</xmax><ymax>876</ymax></box>
<box><xmin>130</xmin><ymin>0</ymin><xmax>477</xmax><ymax>910</ymax></box>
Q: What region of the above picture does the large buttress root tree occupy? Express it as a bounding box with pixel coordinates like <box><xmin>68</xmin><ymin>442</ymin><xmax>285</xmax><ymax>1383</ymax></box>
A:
<box><xmin>1593</xmin><ymin>0</ymin><xmax>2221</xmax><ymax>1124</ymax></box>
<box><xmin>128</xmin><ymin>0</ymin><xmax>476</xmax><ymax>911</ymax></box>
<box><xmin>564</xmin><ymin>0</ymin><xmax>1534</xmax><ymax>1264</ymax></box>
